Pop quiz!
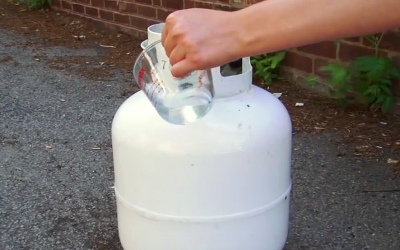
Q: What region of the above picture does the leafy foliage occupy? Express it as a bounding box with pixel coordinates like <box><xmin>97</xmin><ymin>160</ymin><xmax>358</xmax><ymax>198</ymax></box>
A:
<box><xmin>250</xmin><ymin>51</ymin><xmax>286</xmax><ymax>85</ymax></box>
<box><xmin>13</xmin><ymin>0</ymin><xmax>52</xmax><ymax>9</ymax></box>
<box><xmin>318</xmin><ymin>56</ymin><xmax>399</xmax><ymax>113</ymax></box>
<box><xmin>307</xmin><ymin>32</ymin><xmax>399</xmax><ymax>113</ymax></box>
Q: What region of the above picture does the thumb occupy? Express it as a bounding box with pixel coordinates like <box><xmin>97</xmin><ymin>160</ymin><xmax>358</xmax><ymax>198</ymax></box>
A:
<box><xmin>170</xmin><ymin>59</ymin><xmax>197</xmax><ymax>78</ymax></box>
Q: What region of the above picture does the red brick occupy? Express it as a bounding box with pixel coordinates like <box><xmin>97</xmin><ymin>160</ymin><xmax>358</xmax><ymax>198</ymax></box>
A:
<box><xmin>217</xmin><ymin>0</ymin><xmax>230</xmax><ymax>4</ymax></box>
<box><xmin>135</xmin><ymin>0</ymin><xmax>152</xmax><ymax>5</ymax></box>
<box><xmin>153</xmin><ymin>0</ymin><xmax>161</xmax><ymax>6</ymax></box>
<box><xmin>130</xmin><ymin>16</ymin><xmax>150</xmax><ymax>29</ymax></box>
<box><xmin>393</xmin><ymin>80</ymin><xmax>400</xmax><ymax>97</ymax></box>
<box><xmin>298</xmin><ymin>41</ymin><xmax>337</xmax><ymax>59</ymax></box>
<box><xmin>72</xmin><ymin>4</ymin><xmax>85</xmax><ymax>13</ymax></box>
<box><xmin>194</xmin><ymin>1</ymin><xmax>213</xmax><ymax>9</ymax></box>
<box><xmin>392</xmin><ymin>55</ymin><xmax>400</xmax><ymax>70</ymax></box>
<box><xmin>245</xmin><ymin>0</ymin><xmax>260</xmax><ymax>4</ymax></box>
<box><xmin>157</xmin><ymin>8</ymin><xmax>172</xmax><ymax>20</ymax></box>
<box><xmin>148</xmin><ymin>20</ymin><xmax>159</xmax><ymax>27</ymax></box>
<box><xmin>364</xmin><ymin>31</ymin><xmax>400</xmax><ymax>52</ymax></box>
<box><xmin>138</xmin><ymin>5</ymin><xmax>156</xmax><ymax>18</ymax></box>
<box><xmin>282</xmin><ymin>51</ymin><xmax>313</xmax><ymax>73</ymax></box>
<box><xmin>61</xmin><ymin>0</ymin><xmax>72</xmax><ymax>9</ymax></box>
<box><xmin>85</xmin><ymin>6</ymin><xmax>99</xmax><ymax>17</ymax></box>
<box><xmin>391</xmin><ymin>55</ymin><xmax>400</xmax><ymax>96</ymax></box>
<box><xmin>313</xmin><ymin>58</ymin><xmax>332</xmax><ymax>78</ymax></box>
<box><xmin>99</xmin><ymin>10</ymin><xmax>114</xmax><ymax>21</ymax></box>
<box><xmin>52</xmin><ymin>0</ymin><xmax>61</xmax><ymax>7</ymax></box>
<box><xmin>91</xmin><ymin>0</ymin><xmax>104</xmax><ymax>7</ymax></box>
<box><xmin>184</xmin><ymin>0</ymin><xmax>195</xmax><ymax>8</ymax></box>
<box><xmin>104</xmin><ymin>0</ymin><xmax>118</xmax><ymax>11</ymax></box>
<box><xmin>229</xmin><ymin>5</ymin><xmax>242</xmax><ymax>11</ymax></box>
<box><xmin>344</xmin><ymin>37</ymin><xmax>360</xmax><ymax>43</ymax></box>
<box><xmin>338</xmin><ymin>43</ymin><xmax>385</xmax><ymax>62</ymax></box>
<box><xmin>77</xmin><ymin>0</ymin><xmax>90</xmax><ymax>4</ymax></box>
<box><xmin>214</xmin><ymin>4</ymin><xmax>233</xmax><ymax>11</ymax></box>
<box><xmin>119</xmin><ymin>2</ymin><xmax>137</xmax><ymax>14</ymax></box>
<box><xmin>114</xmin><ymin>13</ymin><xmax>130</xmax><ymax>25</ymax></box>
<box><xmin>232</xmin><ymin>0</ymin><xmax>245</xmax><ymax>4</ymax></box>
<box><xmin>163</xmin><ymin>0</ymin><xmax>184</xmax><ymax>9</ymax></box>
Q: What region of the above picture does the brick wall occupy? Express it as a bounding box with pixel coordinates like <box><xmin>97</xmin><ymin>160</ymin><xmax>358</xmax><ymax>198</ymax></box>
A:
<box><xmin>51</xmin><ymin>0</ymin><xmax>400</xmax><ymax>110</ymax></box>
<box><xmin>281</xmin><ymin>32</ymin><xmax>400</xmax><ymax>104</ymax></box>
<box><xmin>50</xmin><ymin>0</ymin><xmax>242</xmax><ymax>38</ymax></box>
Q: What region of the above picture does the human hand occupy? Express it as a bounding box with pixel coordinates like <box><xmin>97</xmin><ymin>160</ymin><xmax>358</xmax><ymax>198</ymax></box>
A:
<box><xmin>161</xmin><ymin>8</ymin><xmax>242</xmax><ymax>78</ymax></box>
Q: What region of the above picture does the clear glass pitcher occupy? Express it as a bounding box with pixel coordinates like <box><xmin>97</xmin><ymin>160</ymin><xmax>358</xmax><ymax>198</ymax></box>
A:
<box><xmin>133</xmin><ymin>40</ymin><xmax>215</xmax><ymax>125</ymax></box>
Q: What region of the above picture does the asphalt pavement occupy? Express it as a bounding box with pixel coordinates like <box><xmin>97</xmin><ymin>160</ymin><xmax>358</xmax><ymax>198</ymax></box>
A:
<box><xmin>1</xmin><ymin>28</ymin><xmax>399</xmax><ymax>250</ymax></box>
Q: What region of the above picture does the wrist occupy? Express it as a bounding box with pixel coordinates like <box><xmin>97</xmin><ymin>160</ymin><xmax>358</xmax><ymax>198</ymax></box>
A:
<box><xmin>229</xmin><ymin>7</ymin><xmax>266</xmax><ymax>58</ymax></box>
<box><xmin>229</xmin><ymin>3</ymin><xmax>285</xmax><ymax>58</ymax></box>
<box><xmin>227</xmin><ymin>9</ymin><xmax>251</xmax><ymax>59</ymax></box>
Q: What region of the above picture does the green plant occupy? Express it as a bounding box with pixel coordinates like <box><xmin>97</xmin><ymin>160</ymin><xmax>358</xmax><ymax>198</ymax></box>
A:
<box><xmin>13</xmin><ymin>0</ymin><xmax>52</xmax><ymax>9</ymax></box>
<box><xmin>309</xmin><ymin>33</ymin><xmax>399</xmax><ymax>113</ymax></box>
<box><xmin>305</xmin><ymin>75</ymin><xmax>318</xmax><ymax>86</ymax></box>
<box><xmin>364</xmin><ymin>33</ymin><xmax>384</xmax><ymax>56</ymax></box>
<box><xmin>251</xmin><ymin>51</ymin><xmax>286</xmax><ymax>85</ymax></box>
<box><xmin>320</xmin><ymin>57</ymin><xmax>399</xmax><ymax>112</ymax></box>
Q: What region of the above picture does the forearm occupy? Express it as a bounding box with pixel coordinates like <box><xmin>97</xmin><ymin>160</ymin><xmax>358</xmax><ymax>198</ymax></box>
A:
<box><xmin>233</xmin><ymin>0</ymin><xmax>400</xmax><ymax>57</ymax></box>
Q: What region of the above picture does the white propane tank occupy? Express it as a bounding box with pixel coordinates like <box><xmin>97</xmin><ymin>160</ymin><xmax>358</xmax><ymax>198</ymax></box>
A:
<box><xmin>111</xmin><ymin>57</ymin><xmax>293</xmax><ymax>250</ymax></box>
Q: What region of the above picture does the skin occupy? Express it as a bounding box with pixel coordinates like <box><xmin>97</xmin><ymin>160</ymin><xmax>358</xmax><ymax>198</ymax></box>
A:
<box><xmin>161</xmin><ymin>0</ymin><xmax>400</xmax><ymax>78</ymax></box>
